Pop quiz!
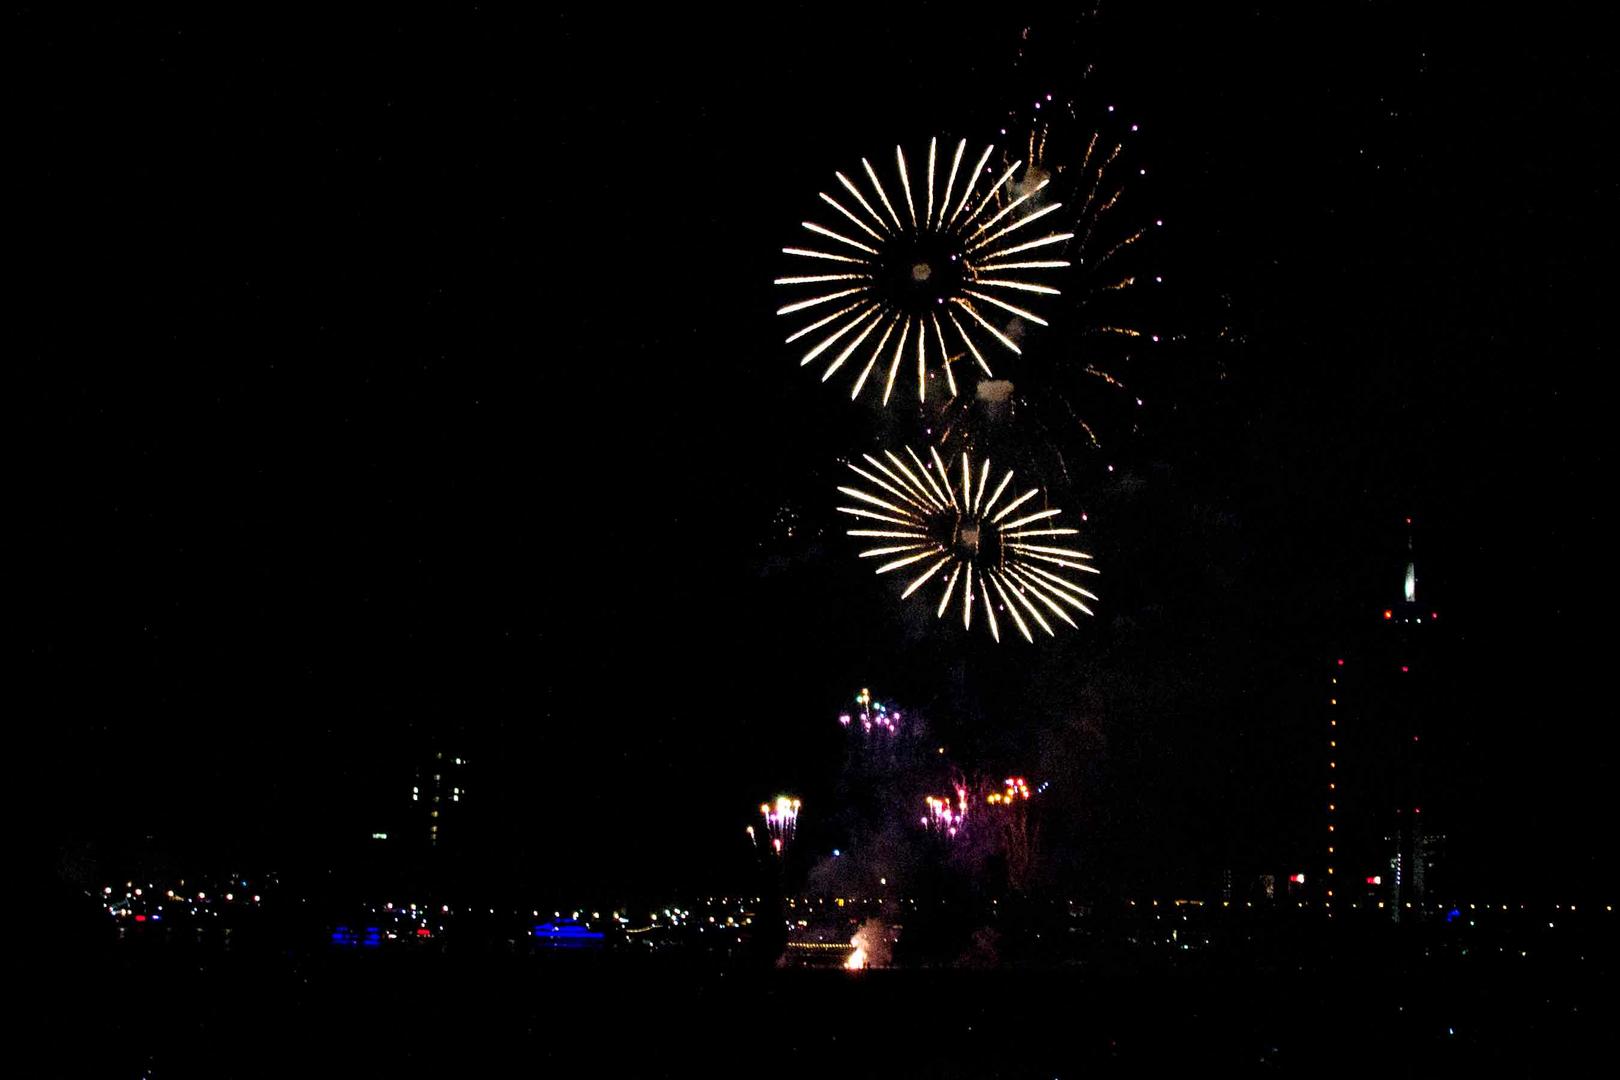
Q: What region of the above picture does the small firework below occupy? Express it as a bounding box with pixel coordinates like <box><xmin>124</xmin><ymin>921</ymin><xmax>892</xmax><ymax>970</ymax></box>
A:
<box><xmin>921</xmin><ymin>784</ymin><xmax>971</xmax><ymax>839</ymax></box>
<box><xmin>838</xmin><ymin>446</ymin><xmax>1099</xmax><ymax>641</ymax></box>
<box><xmin>759</xmin><ymin>795</ymin><xmax>802</xmax><ymax>855</ymax></box>
<box><xmin>776</xmin><ymin>136</ymin><xmax>1072</xmax><ymax>407</ymax></box>
<box><xmin>840</xmin><ymin>686</ymin><xmax>901</xmax><ymax>735</ymax></box>
<box><xmin>986</xmin><ymin>777</ymin><xmax>1039</xmax><ymax>892</ymax></box>
<box><xmin>986</xmin><ymin>776</ymin><xmax>1032</xmax><ymax>805</ymax></box>
<box><xmin>848</xmin><ymin>919</ymin><xmax>894</xmax><ymax>969</ymax></box>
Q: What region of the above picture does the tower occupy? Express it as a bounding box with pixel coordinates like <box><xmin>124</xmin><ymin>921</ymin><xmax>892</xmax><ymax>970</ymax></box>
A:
<box><xmin>1377</xmin><ymin>517</ymin><xmax>1443</xmax><ymax>921</ymax></box>
<box><xmin>1323</xmin><ymin>517</ymin><xmax>1446</xmax><ymax>919</ymax></box>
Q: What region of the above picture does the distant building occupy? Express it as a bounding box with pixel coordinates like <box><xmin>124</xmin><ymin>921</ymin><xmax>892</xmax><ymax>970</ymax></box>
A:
<box><xmin>1323</xmin><ymin>518</ymin><xmax>1446</xmax><ymax>918</ymax></box>
<box><xmin>412</xmin><ymin>748</ymin><xmax>469</xmax><ymax>850</ymax></box>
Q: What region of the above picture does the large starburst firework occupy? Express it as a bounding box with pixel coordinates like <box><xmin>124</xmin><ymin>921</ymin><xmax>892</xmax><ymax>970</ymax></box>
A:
<box><xmin>776</xmin><ymin>137</ymin><xmax>1074</xmax><ymax>406</ymax></box>
<box><xmin>837</xmin><ymin>446</ymin><xmax>1099</xmax><ymax>641</ymax></box>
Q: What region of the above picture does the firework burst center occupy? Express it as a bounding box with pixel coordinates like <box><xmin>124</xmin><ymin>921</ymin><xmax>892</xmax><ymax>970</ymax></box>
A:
<box><xmin>879</xmin><ymin>232</ymin><xmax>965</xmax><ymax>311</ymax></box>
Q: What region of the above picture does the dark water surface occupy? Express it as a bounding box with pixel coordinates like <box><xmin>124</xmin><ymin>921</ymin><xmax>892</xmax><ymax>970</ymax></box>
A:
<box><xmin>47</xmin><ymin>921</ymin><xmax>1615</xmax><ymax>1078</ymax></box>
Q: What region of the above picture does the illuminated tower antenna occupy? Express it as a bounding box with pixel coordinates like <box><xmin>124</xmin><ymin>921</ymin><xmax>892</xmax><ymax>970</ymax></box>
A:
<box><xmin>1403</xmin><ymin>520</ymin><xmax>1417</xmax><ymax>604</ymax></box>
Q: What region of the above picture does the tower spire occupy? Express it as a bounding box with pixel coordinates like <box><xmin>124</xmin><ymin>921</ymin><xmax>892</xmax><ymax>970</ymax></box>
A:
<box><xmin>1402</xmin><ymin>516</ymin><xmax>1416</xmax><ymax>604</ymax></box>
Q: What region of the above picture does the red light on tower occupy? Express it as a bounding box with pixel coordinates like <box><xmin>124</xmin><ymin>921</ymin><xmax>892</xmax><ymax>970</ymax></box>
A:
<box><xmin>1337</xmin><ymin>658</ymin><xmax>1345</xmax><ymax>666</ymax></box>
<box><xmin>1383</xmin><ymin>610</ymin><xmax>1393</xmax><ymax>620</ymax></box>
<box><xmin>1366</xmin><ymin>875</ymin><xmax>1382</xmax><ymax>885</ymax></box>
<box><xmin>1401</xmin><ymin>665</ymin><xmax>1409</xmax><ymax>673</ymax></box>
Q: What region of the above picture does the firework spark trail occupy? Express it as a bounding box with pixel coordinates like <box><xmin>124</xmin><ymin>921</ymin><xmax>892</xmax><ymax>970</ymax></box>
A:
<box><xmin>840</xmin><ymin>447</ymin><xmax>1098</xmax><ymax>640</ymax></box>
<box><xmin>912</xmin><ymin>98</ymin><xmax>1159</xmax><ymax>465</ymax></box>
<box><xmin>922</xmin><ymin>791</ymin><xmax>968</xmax><ymax>839</ymax></box>
<box><xmin>778</xmin><ymin>138</ymin><xmax>1074</xmax><ymax>407</ymax></box>
<box><xmin>760</xmin><ymin>796</ymin><xmax>802</xmax><ymax>855</ymax></box>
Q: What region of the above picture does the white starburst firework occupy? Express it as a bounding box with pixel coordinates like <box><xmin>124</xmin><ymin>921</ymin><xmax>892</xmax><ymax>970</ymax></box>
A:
<box><xmin>837</xmin><ymin>446</ymin><xmax>1099</xmax><ymax>641</ymax></box>
<box><xmin>777</xmin><ymin>137</ymin><xmax>1073</xmax><ymax>407</ymax></box>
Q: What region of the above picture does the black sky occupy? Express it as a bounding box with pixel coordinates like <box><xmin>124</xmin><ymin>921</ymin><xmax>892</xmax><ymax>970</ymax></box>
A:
<box><xmin>26</xmin><ymin>6</ymin><xmax>1614</xmax><ymax>900</ymax></box>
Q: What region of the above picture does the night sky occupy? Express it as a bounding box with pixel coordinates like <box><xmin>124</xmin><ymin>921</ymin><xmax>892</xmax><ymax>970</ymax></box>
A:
<box><xmin>28</xmin><ymin>8</ymin><xmax>1612</xmax><ymax>901</ymax></box>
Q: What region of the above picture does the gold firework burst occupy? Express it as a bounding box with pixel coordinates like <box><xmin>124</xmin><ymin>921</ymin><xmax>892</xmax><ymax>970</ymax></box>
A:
<box><xmin>777</xmin><ymin>138</ymin><xmax>1073</xmax><ymax>407</ymax></box>
<box><xmin>837</xmin><ymin>446</ymin><xmax>1098</xmax><ymax>641</ymax></box>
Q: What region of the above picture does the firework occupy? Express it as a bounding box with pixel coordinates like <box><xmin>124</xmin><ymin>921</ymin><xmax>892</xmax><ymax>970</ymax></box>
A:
<box><xmin>838</xmin><ymin>446</ymin><xmax>1099</xmax><ymax>640</ymax></box>
<box><xmin>846</xmin><ymin>918</ymin><xmax>894</xmax><ymax>970</ymax></box>
<box><xmin>985</xmin><ymin>776</ymin><xmax>1031</xmax><ymax>805</ymax></box>
<box><xmin>1002</xmin><ymin>96</ymin><xmax>1151</xmax><ymax>364</ymax></box>
<box><xmin>985</xmin><ymin>776</ymin><xmax>1038</xmax><ymax>891</ymax></box>
<box><xmin>840</xmin><ymin>686</ymin><xmax>901</xmax><ymax>735</ymax></box>
<box><xmin>921</xmin><ymin>781</ymin><xmax>972</xmax><ymax>839</ymax></box>
<box><xmin>918</xmin><ymin>98</ymin><xmax>1159</xmax><ymax>485</ymax></box>
<box><xmin>776</xmin><ymin>136</ymin><xmax>1073</xmax><ymax>407</ymax></box>
<box><xmin>760</xmin><ymin>795</ymin><xmax>802</xmax><ymax>855</ymax></box>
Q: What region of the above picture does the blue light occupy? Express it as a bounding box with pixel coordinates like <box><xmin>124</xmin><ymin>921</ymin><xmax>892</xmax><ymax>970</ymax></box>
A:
<box><xmin>534</xmin><ymin>920</ymin><xmax>604</xmax><ymax>946</ymax></box>
<box><xmin>1445</xmin><ymin>907</ymin><xmax>1461</xmax><ymax>924</ymax></box>
<box><xmin>332</xmin><ymin>924</ymin><xmax>382</xmax><ymax>948</ymax></box>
